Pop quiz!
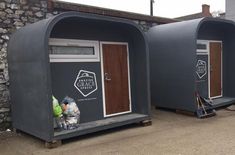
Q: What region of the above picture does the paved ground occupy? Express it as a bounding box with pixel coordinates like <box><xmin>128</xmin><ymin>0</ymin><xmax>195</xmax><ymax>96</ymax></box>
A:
<box><xmin>1</xmin><ymin>106</ymin><xmax>235</xmax><ymax>155</ymax></box>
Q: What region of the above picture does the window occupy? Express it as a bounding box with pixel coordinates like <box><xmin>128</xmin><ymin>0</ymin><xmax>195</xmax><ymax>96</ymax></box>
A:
<box><xmin>49</xmin><ymin>38</ymin><xmax>100</xmax><ymax>62</ymax></box>
<box><xmin>197</xmin><ymin>43</ymin><xmax>207</xmax><ymax>50</ymax></box>
<box><xmin>197</xmin><ymin>40</ymin><xmax>209</xmax><ymax>54</ymax></box>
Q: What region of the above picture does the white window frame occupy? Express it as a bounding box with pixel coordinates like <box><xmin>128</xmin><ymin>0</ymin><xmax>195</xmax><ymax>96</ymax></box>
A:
<box><xmin>197</xmin><ymin>40</ymin><xmax>209</xmax><ymax>54</ymax></box>
<box><xmin>49</xmin><ymin>38</ymin><xmax>100</xmax><ymax>62</ymax></box>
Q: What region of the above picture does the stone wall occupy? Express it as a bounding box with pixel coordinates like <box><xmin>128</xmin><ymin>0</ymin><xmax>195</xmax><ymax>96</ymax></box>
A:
<box><xmin>0</xmin><ymin>0</ymin><xmax>53</xmax><ymax>130</ymax></box>
<box><xmin>0</xmin><ymin>0</ymin><xmax>165</xmax><ymax>130</ymax></box>
<box><xmin>133</xmin><ymin>20</ymin><xmax>158</xmax><ymax>32</ymax></box>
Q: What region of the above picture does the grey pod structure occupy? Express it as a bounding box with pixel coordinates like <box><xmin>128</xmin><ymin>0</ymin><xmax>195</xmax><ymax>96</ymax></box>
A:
<box><xmin>7</xmin><ymin>12</ymin><xmax>151</xmax><ymax>142</ymax></box>
<box><xmin>148</xmin><ymin>17</ymin><xmax>235</xmax><ymax>113</ymax></box>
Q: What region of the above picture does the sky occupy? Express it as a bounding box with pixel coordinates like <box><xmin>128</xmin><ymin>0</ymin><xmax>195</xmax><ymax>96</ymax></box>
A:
<box><xmin>59</xmin><ymin>0</ymin><xmax>225</xmax><ymax>18</ymax></box>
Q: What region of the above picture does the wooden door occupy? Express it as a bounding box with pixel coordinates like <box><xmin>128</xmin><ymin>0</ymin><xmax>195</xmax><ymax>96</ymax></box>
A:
<box><xmin>210</xmin><ymin>42</ymin><xmax>222</xmax><ymax>98</ymax></box>
<box><xmin>102</xmin><ymin>43</ymin><xmax>130</xmax><ymax>116</ymax></box>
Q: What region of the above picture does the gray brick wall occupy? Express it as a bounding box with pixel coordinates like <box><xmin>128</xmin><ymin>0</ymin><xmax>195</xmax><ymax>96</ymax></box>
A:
<box><xmin>226</xmin><ymin>0</ymin><xmax>235</xmax><ymax>21</ymax></box>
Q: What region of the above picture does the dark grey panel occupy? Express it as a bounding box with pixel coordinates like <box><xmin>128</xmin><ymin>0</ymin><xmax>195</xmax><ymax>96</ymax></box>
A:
<box><xmin>196</xmin><ymin>54</ymin><xmax>208</xmax><ymax>98</ymax></box>
<box><xmin>130</xmin><ymin>34</ymin><xmax>151</xmax><ymax>115</ymax></box>
<box><xmin>50</xmin><ymin>62</ymin><xmax>103</xmax><ymax>123</ymax></box>
<box><xmin>147</xmin><ymin>19</ymin><xmax>199</xmax><ymax>112</ymax></box>
<box><xmin>50</xmin><ymin>18</ymin><xmax>130</xmax><ymax>42</ymax></box>
<box><xmin>8</xmin><ymin>19</ymin><xmax>53</xmax><ymax>141</ymax></box>
<box><xmin>224</xmin><ymin>37</ymin><xmax>235</xmax><ymax>97</ymax></box>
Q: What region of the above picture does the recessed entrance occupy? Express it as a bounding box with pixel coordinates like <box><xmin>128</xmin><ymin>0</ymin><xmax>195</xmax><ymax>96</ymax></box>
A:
<box><xmin>101</xmin><ymin>42</ymin><xmax>131</xmax><ymax>117</ymax></box>
<box><xmin>196</xmin><ymin>40</ymin><xmax>223</xmax><ymax>99</ymax></box>
<box><xmin>209</xmin><ymin>42</ymin><xmax>222</xmax><ymax>98</ymax></box>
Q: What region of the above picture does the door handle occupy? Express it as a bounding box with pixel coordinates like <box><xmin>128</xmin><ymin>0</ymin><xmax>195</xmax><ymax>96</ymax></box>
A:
<box><xmin>104</xmin><ymin>73</ymin><xmax>111</xmax><ymax>81</ymax></box>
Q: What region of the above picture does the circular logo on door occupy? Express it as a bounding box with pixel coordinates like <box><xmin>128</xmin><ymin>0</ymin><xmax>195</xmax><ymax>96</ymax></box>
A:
<box><xmin>74</xmin><ymin>70</ymin><xmax>98</xmax><ymax>97</ymax></box>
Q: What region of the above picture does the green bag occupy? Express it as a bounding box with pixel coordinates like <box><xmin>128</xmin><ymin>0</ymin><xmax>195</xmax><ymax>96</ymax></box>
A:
<box><xmin>52</xmin><ymin>96</ymin><xmax>62</xmax><ymax>117</ymax></box>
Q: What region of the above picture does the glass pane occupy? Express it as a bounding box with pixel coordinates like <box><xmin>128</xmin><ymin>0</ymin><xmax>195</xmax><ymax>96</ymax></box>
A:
<box><xmin>197</xmin><ymin>43</ymin><xmax>207</xmax><ymax>50</ymax></box>
<box><xmin>50</xmin><ymin>46</ymin><xmax>95</xmax><ymax>55</ymax></box>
